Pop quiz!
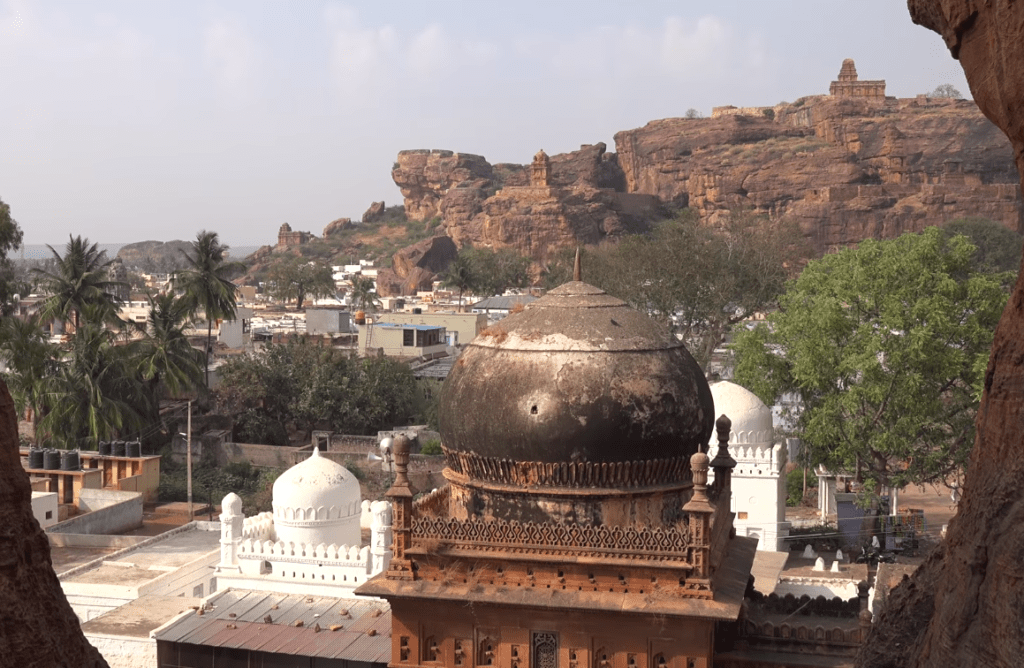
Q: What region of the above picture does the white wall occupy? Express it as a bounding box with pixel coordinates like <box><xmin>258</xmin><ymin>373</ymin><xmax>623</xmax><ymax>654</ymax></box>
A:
<box><xmin>85</xmin><ymin>635</ymin><xmax>155</xmax><ymax>668</ymax></box>
<box><xmin>31</xmin><ymin>491</ymin><xmax>58</xmax><ymax>529</ymax></box>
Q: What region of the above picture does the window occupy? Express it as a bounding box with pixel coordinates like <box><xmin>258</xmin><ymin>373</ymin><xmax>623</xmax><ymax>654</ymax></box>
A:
<box><xmin>403</xmin><ymin>329</ymin><xmax>415</xmax><ymax>346</ymax></box>
<box><xmin>532</xmin><ymin>632</ymin><xmax>558</xmax><ymax>668</ymax></box>
<box><xmin>192</xmin><ymin>584</ymin><xmax>204</xmax><ymax>597</ymax></box>
<box><xmin>45</xmin><ymin>510</ymin><xmax>52</xmax><ymax>520</ymax></box>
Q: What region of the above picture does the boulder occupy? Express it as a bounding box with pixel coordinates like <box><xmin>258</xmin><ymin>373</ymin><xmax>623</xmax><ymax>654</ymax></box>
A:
<box><xmin>362</xmin><ymin>201</ymin><xmax>386</xmax><ymax>223</ymax></box>
<box><xmin>323</xmin><ymin>218</ymin><xmax>352</xmax><ymax>238</ymax></box>
<box><xmin>392</xmin><ymin>235</ymin><xmax>458</xmax><ymax>278</ymax></box>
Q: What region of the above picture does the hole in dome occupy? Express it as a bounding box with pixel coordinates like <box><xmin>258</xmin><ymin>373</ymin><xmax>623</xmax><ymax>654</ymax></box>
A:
<box><xmin>530</xmin><ymin>405</ymin><xmax>538</xmax><ymax>415</ymax></box>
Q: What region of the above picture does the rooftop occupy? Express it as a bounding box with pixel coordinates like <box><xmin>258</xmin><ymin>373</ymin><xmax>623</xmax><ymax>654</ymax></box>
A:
<box><xmin>154</xmin><ymin>589</ymin><xmax>391</xmax><ymax>663</ymax></box>
<box><xmin>81</xmin><ymin>595</ymin><xmax>202</xmax><ymax>638</ymax></box>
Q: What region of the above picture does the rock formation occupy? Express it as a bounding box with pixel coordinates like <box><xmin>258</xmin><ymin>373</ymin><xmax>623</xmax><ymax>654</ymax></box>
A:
<box><xmin>615</xmin><ymin>95</ymin><xmax>1021</xmax><ymax>253</ymax></box>
<box><xmin>856</xmin><ymin>2</ymin><xmax>1024</xmax><ymax>667</ymax></box>
<box><xmin>322</xmin><ymin>217</ymin><xmax>352</xmax><ymax>238</ymax></box>
<box><xmin>375</xmin><ymin>235</ymin><xmax>458</xmax><ymax>297</ymax></box>
<box><xmin>392</xmin><ymin>150</ymin><xmax>494</xmax><ymax>222</ymax></box>
<box><xmin>0</xmin><ymin>379</ymin><xmax>109</xmax><ymax>667</ymax></box>
<box><xmin>362</xmin><ymin>201</ymin><xmax>386</xmax><ymax>223</ymax></box>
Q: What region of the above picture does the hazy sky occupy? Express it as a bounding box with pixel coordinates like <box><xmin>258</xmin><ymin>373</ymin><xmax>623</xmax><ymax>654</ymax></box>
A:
<box><xmin>1</xmin><ymin>1</ymin><xmax>970</xmax><ymax>248</ymax></box>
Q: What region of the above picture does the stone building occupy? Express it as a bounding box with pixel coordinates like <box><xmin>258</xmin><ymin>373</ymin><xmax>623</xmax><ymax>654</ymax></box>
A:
<box><xmin>277</xmin><ymin>222</ymin><xmax>312</xmax><ymax>247</ymax></box>
<box><xmin>829</xmin><ymin>59</ymin><xmax>886</xmax><ymax>99</ymax></box>
<box><xmin>358</xmin><ymin>278</ymin><xmax>758</xmax><ymax>667</ymax></box>
<box><xmin>530</xmin><ymin>149</ymin><xmax>551</xmax><ymax>186</ymax></box>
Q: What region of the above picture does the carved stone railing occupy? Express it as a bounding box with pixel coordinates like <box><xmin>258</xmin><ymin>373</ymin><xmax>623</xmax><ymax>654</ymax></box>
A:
<box><xmin>410</xmin><ymin>515</ymin><xmax>693</xmax><ymax>564</ymax></box>
<box><xmin>442</xmin><ymin>447</ymin><xmax>692</xmax><ymax>489</ymax></box>
<box><xmin>414</xmin><ymin>485</ymin><xmax>450</xmax><ymax>517</ymax></box>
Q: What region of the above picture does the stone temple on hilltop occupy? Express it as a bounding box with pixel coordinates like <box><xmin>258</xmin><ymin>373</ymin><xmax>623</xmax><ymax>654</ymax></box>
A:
<box><xmin>829</xmin><ymin>58</ymin><xmax>886</xmax><ymax>99</ymax></box>
<box><xmin>358</xmin><ymin>273</ymin><xmax>758</xmax><ymax>666</ymax></box>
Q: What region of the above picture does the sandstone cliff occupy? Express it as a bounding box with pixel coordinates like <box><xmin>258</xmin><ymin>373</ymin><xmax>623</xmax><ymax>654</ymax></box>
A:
<box><xmin>856</xmin><ymin>2</ymin><xmax>1024</xmax><ymax>667</ymax></box>
<box><xmin>376</xmin><ymin>235</ymin><xmax>458</xmax><ymax>297</ymax></box>
<box><xmin>0</xmin><ymin>380</ymin><xmax>109</xmax><ymax>667</ymax></box>
<box><xmin>393</xmin><ymin>85</ymin><xmax>1020</xmax><ymax>266</ymax></box>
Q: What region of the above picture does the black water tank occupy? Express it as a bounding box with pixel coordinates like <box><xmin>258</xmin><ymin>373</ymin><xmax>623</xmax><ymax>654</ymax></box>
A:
<box><xmin>112</xmin><ymin>441</ymin><xmax>126</xmax><ymax>457</ymax></box>
<box><xmin>28</xmin><ymin>448</ymin><xmax>44</xmax><ymax>469</ymax></box>
<box><xmin>43</xmin><ymin>450</ymin><xmax>61</xmax><ymax>470</ymax></box>
<box><xmin>98</xmin><ymin>440</ymin><xmax>112</xmax><ymax>456</ymax></box>
<box><xmin>126</xmin><ymin>441</ymin><xmax>141</xmax><ymax>458</ymax></box>
<box><xmin>60</xmin><ymin>451</ymin><xmax>80</xmax><ymax>471</ymax></box>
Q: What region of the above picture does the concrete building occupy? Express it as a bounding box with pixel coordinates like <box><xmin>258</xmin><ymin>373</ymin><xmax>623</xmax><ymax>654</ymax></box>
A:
<box><xmin>358</xmin><ymin>322</ymin><xmax>447</xmax><ymax>359</ymax></box>
<box><xmin>470</xmin><ymin>294</ymin><xmax>537</xmax><ymax>317</ymax></box>
<box><xmin>380</xmin><ymin>311</ymin><xmax>486</xmax><ymax>346</ymax></box>
<box><xmin>710</xmin><ymin>381</ymin><xmax>791</xmax><ymax>552</ymax></box>
<box><xmin>306</xmin><ymin>307</ymin><xmax>354</xmax><ymax>336</ymax></box>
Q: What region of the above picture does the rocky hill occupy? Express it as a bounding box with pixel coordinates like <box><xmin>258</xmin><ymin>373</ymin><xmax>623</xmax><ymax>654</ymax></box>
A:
<box><xmin>392</xmin><ymin>82</ymin><xmax>1021</xmax><ymax>269</ymax></box>
<box><xmin>116</xmin><ymin>239</ymin><xmax>195</xmax><ymax>273</ymax></box>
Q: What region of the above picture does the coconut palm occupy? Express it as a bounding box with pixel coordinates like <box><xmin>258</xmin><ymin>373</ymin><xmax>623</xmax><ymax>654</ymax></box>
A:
<box><xmin>38</xmin><ymin>313</ymin><xmax>145</xmax><ymax>449</ymax></box>
<box><xmin>442</xmin><ymin>254</ymin><xmax>473</xmax><ymax>311</ymax></box>
<box><xmin>31</xmin><ymin>235</ymin><xmax>125</xmax><ymax>331</ymax></box>
<box><xmin>173</xmin><ymin>231</ymin><xmax>245</xmax><ymax>388</ymax></box>
<box><xmin>131</xmin><ymin>292</ymin><xmax>205</xmax><ymax>408</ymax></box>
<box><xmin>349</xmin><ymin>275</ymin><xmax>380</xmax><ymax>313</ymax></box>
<box><xmin>0</xmin><ymin>315</ymin><xmax>58</xmax><ymax>438</ymax></box>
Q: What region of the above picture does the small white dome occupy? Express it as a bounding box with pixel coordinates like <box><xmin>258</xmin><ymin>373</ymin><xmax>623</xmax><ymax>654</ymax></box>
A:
<box><xmin>710</xmin><ymin>381</ymin><xmax>773</xmax><ymax>445</ymax></box>
<box><xmin>222</xmin><ymin>492</ymin><xmax>243</xmax><ymax>515</ymax></box>
<box><xmin>272</xmin><ymin>448</ymin><xmax>362</xmax><ymax>547</ymax></box>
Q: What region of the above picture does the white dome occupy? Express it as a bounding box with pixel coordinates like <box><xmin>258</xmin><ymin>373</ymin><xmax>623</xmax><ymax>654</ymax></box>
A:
<box><xmin>221</xmin><ymin>492</ymin><xmax>243</xmax><ymax>516</ymax></box>
<box><xmin>710</xmin><ymin>381</ymin><xmax>773</xmax><ymax>445</ymax></box>
<box><xmin>272</xmin><ymin>448</ymin><xmax>362</xmax><ymax>547</ymax></box>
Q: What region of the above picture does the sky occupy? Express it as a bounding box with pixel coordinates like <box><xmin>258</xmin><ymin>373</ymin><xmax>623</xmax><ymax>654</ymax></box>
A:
<box><xmin>0</xmin><ymin>1</ymin><xmax>971</xmax><ymax>248</ymax></box>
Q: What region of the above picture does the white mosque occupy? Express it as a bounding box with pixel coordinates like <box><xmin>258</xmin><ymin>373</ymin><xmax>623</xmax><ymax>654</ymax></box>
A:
<box><xmin>216</xmin><ymin>447</ymin><xmax>393</xmax><ymax>596</ymax></box>
<box><xmin>710</xmin><ymin>380</ymin><xmax>791</xmax><ymax>552</ymax></box>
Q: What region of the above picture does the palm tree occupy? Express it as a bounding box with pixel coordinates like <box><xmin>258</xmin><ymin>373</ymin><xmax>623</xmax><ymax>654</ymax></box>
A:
<box><xmin>0</xmin><ymin>315</ymin><xmax>58</xmax><ymax>438</ymax></box>
<box><xmin>38</xmin><ymin>314</ymin><xmax>145</xmax><ymax>449</ymax></box>
<box><xmin>349</xmin><ymin>275</ymin><xmax>381</xmax><ymax>313</ymax></box>
<box><xmin>31</xmin><ymin>235</ymin><xmax>125</xmax><ymax>331</ymax></box>
<box><xmin>173</xmin><ymin>231</ymin><xmax>245</xmax><ymax>388</ymax></box>
<box><xmin>131</xmin><ymin>292</ymin><xmax>205</xmax><ymax>410</ymax></box>
<box><xmin>442</xmin><ymin>254</ymin><xmax>474</xmax><ymax>312</ymax></box>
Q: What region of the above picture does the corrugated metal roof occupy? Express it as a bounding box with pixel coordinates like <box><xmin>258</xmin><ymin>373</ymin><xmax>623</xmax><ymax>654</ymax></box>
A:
<box><xmin>154</xmin><ymin>589</ymin><xmax>390</xmax><ymax>662</ymax></box>
<box><xmin>471</xmin><ymin>295</ymin><xmax>536</xmax><ymax>310</ymax></box>
<box><xmin>374</xmin><ymin>323</ymin><xmax>444</xmax><ymax>331</ymax></box>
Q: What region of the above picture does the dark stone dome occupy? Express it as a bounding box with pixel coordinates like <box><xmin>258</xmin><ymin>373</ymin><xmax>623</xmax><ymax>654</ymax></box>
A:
<box><xmin>438</xmin><ymin>281</ymin><xmax>714</xmax><ymax>483</ymax></box>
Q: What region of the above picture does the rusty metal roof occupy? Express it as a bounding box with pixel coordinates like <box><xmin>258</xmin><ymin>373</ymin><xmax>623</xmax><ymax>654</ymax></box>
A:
<box><xmin>154</xmin><ymin>589</ymin><xmax>390</xmax><ymax>663</ymax></box>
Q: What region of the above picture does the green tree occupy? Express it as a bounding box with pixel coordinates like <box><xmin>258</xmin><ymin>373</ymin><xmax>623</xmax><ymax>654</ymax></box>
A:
<box><xmin>349</xmin><ymin>275</ymin><xmax>380</xmax><ymax>312</ymax></box>
<box><xmin>941</xmin><ymin>217</ymin><xmax>1023</xmax><ymax>274</ymax></box>
<box><xmin>0</xmin><ymin>315</ymin><xmax>58</xmax><ymax>436</ymax></box>
<box><xmin>462</xmin><ymin>247</ymin><xmax>532</xmax><ymax>297</ymax></box>
<box><xmin>543</xmin><ymin>210</ymin><xmax>805</xmax><ymax>369</ymax></box>
<box><xmin>266</xmin><ymin>256</ymin><xmax>336</xmax><ymax>309</ymax></box>
<box><xmin>930</xmin><ymin>83</ymin><xmax>964</xmax><ymax>99</ymax></box>
<box><xmin>38</xmin><ymin>314</ymin><xmax>146</xmax><ymax>449</ymax></box>
<box><xmin>441</xmin><ymin>253</ymin><xmax>474</xmax><ymax>310</ymax></box>
<box><xmin>130</xmin><ymin>292</ymin><xmax>205</xmax><ymax>413</ymax></box>
<box><xmin>32</xmin><ymin>235</ymin><xmax>125</xmax><ymax>331</ymax></box>
<box><xmin>0</xmin><ymin>197</ymin><xmax>26</xmax><ymax>316</ymax></box>
<box><xmin>173</xmin><ymin>231</ymin><xmax>245</xmax><ymax>388</ymax></box>
<box><xmin>732</xmin><ymin>228</ymin><xmax>1011</xmax><ymax>492</ymax></box>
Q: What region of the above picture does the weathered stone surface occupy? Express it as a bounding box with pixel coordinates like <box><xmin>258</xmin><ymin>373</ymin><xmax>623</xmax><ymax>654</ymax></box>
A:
<box><xmin>362</xmin><ymin>201</ymin><xmax>386</xmax><ymax>224</ymax></box>
<box><xmin>376</xmin><ymin>235</ymin><xmax>458</xmax><ymax>296</ymax></box>
<box><xmin>0</xmin><ymin>379</ymin><xmax>109</xmax><ymax>668</ymax></box>
<box><xmin>392</xmin><ymin>150</ymin><xmax>494</xmax><ymax>222</ymax></box>
<box><xmin>322</xmin><ymin>217</ymin><xmax>352</xmax><ymax>238</ymax></box>
<box><xmin>856</xmin><ymin>2</ymin><xmax>1024</xmax><ymax>667</ymax></box>
<box><xmin>614</xmin><ymin>96</ymin><xmax>1022</xmax><ymax>253</ymax></box>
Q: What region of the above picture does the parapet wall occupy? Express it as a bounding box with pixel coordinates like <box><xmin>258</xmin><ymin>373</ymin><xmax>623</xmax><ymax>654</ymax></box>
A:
<box><xmin>48</xmin><ymin>488</ymin><xmax>143</xmax><ymax>536</ymax></box>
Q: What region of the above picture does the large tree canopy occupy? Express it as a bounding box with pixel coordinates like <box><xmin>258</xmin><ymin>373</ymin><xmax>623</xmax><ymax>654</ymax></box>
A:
<box><xmin>545</xmin><ymin>210</ymin><xmax>805</xmax><ymax>369</ymax></box>
<box><xmin>265</xmin><ymin>256</ymin><xmax>335</xmax><ymax>310</ymax></box>
<box><xmin>0</xmin><ymin>197</ymin><xmax>25</xmax><ymax>315</ymax></box>
<box><xmin>732</xmin><ymin>228</ymin><xmax>1011</xmax><ymax>491</ymax></box>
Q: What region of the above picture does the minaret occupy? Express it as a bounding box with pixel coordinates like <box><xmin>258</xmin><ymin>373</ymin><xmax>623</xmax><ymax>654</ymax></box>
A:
<box><xmin>386</xmin><ymin>434</ymin><xmax>414</xmax><ymax>579</ymax></box>
<box><xmin>217</xmin><ymin>492</ymin><xmax>243</xmax><ymax>573</ymax></box>
<box><xmin>370</xmin><ymin>500</ymin><xmax>393</xmax><ymax>575</ymax></box>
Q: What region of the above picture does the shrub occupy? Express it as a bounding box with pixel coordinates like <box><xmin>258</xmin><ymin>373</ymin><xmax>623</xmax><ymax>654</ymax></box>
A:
<box><xmin>786</xmin><ymin>467</ymin><xmax>817</xmax><ymax>506</ymax></box>
<box><xmin>421</xmin><ymin>438</ymin><xmax>442</xmax><ymax>455</ymax></box>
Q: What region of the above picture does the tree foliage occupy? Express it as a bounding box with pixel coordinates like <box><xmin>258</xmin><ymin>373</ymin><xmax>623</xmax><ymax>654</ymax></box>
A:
<box><xmin>266</xmin><ymin>256</ymin><xmax>336</xmax><ymax>309</ymax></box>
<box><xmin>173</xmin><ymin>231</ymin><xmax>245</xmax><ymax>387</ymax></box>
<box><xmin>940</xmin><ymin>217</ymin><xmax>1023</xmax><ymax>274</ymax></box>
<box><xmin>544</xmin><ymin>210</ymin><xmax>806</xmax><ymax>368</ymax></box>
<box><xmin>32</xmin><ymin>235</ymin><xmax>125</xmax><ymax>330</ymax></box>
<box><xmin>732</xmin><ymin>228</ymin><xmax>1011</xmax><ymax>491</ymax></box>
<box><xmin>930</xmin><ymin>83</ymin><xmax>964</xmax><ymax>99</ymax></box>
<box><xmin>217</xmin><ymin>340</ymin><xmax>420</xmax><ymax>443</ymax></box>
<box><xmin>454</xmin><ymin>246</ymin><xmax>532</xmax><ymax>298</ymax></box>
<box><xmin>349</xmin><ymin>275</ymin><xmax>380</xmax><ymax>312</ymax></box>
<box><xmin>0</xmin><ymin>197</ymin><xmax>25</xmax><ymax>316</ymax></box>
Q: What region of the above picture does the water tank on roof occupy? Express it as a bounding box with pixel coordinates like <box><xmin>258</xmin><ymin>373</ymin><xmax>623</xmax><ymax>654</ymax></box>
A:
<box><xmin>354</xmin><ymin>310</ymin><xmax>366</xmax><ymax>324</ymax></box>
<box><xmin>61</xmin><ymin>451</ymin><xmax>80</xmax><ymax>471</ymax></box>
<box><xmin>28</xmin><ymin>448</ymin><xmax>44</xmax><ymax>469</ymax></box>
<box><xmin>43</xmin><ymin>450</ymin><xmax>61</xmax><ymax>470</ymax></box>
<box><xmin>98</xmin><ymin>441</ymin><xmax>112</xmax><ymax>456</ymax></box>
<box><xmin>126</xmin><ymin>441</ymin><xmax>141</xmax><ymax>458</ymax></box>
<box><xmin>112</xmin><ymin>441</ymin><xmax>126</xmax><ymax>457</ymax></box>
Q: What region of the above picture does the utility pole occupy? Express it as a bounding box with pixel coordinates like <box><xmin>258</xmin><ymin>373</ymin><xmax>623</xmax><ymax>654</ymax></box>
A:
<box><xmin>187</xmin><ymin>400</ymin><xmax>193</xmax><ymax>522</ymax></box>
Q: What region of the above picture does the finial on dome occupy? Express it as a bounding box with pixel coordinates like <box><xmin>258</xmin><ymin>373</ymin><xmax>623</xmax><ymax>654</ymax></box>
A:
<box><xmin>391</xmin><ymin>434</ymin><xmax>412</xmax><ymax>490</ymax></box>
<box><xmin>710</xmin><ymin>414</ymin><xmax>737</xmax><ymax>471</ymax></box>
<box><xmin>312</xmin><ymin>446</ymin><xmax>321</xmax><ymax>457</ymax></box>
<box><xmin>573</xmin><ymin>247</ymin><xmax>582</xmax><ymax>282</ymax></box>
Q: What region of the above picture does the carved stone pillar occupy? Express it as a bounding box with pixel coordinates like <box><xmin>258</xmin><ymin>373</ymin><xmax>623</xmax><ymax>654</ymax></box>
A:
<box><xmin>387</xmin><ymin>434</ymin><xmax>415</xmax><ymax>579</ymax></box>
